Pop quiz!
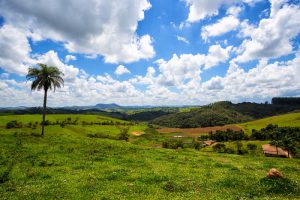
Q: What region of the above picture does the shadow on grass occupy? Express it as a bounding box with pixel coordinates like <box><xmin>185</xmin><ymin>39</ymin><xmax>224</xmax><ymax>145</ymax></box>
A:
<box><xmin>259</xmin><ymin>177</ymin><xmax>299</xmax><ymax>195</ymax></box>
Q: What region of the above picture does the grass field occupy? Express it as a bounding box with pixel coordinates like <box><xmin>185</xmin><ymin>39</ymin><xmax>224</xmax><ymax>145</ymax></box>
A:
<box><xmin>238</xmin><ymin>112</ymin><xmax>300</xmax><ymax>134</ymax></box>
<box><xmin>157</xmin><ymin>125</ymin><xmax>242</xmax><ymax>136</ymax></box>
<box><xmin>0</xmin><ymin>114</ymin><xmax>126</xmax><ymax>126</ymax></box>
<box><xmin>0</xmin><ymin>114</ymin><xmax>300</xmax><ymax>199</ymax></box>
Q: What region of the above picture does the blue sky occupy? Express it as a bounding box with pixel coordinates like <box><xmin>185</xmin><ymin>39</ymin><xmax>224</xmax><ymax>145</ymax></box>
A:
<box><xmin>0</xmin><ymin>0</ymin><xmax>300</xmax><ymax>107</ymax></box>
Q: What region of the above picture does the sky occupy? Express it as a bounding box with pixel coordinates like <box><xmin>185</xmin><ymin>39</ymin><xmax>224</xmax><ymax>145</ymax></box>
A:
<box><xmin>0</xmin><ymin>0</ymin><xmax>300</xmax><ymax>107</ymax></box>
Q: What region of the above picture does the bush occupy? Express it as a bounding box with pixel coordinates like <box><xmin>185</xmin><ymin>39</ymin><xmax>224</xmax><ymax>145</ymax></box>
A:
<box><xmin>162</xmin><ymin>140</ymin><xmax>184</xmax><ymax>149</ymax></box>
<box><xmin>6</xmin><ymin>120</ymin><xmax>22</xmax><ymax>129</ymax></box>
<box><xmin>193</xmin><ymin>141</ymin><xmax>201</xmax><ymax>150</ymax></box>
<box><xmin>60</xmin><ymin>123</ymin><xmax>65</xmax><ymax>128</ymax></box>
<box><xmin>213</xmin><ymin>143</ymin><xmax>226</xmax><ymax>152</ymax></box>
<box><xmin>225</xmin><ymin>147</ymin><xmax>235</xmax><ymax>154</ymax></box>
<box><xmin>235</xmin><ymin>141</ymin><xmax>244</xmax><ymax>155</ymax></box>
<box><xmin>247</xmin><ymin>143</ymin><xmax>258</xmax><ymax>151</ymax></box>
<box><xmin>118</xmin><ymin>127</ymin><xmax>129</xmax><ymax>141</ymax></box>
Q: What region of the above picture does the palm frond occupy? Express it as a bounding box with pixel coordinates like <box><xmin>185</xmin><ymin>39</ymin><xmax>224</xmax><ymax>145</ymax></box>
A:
<box><xmin>27</xmin><ymin>64</ymin><xmax>64</xmax><ymax>92</ymax></box>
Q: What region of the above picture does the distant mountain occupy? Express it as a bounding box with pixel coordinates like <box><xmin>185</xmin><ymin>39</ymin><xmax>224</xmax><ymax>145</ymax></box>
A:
<box><xmin>95</xmin><ymin>103</ymin><xmax>122</xmax><ymax>109</ymax></box>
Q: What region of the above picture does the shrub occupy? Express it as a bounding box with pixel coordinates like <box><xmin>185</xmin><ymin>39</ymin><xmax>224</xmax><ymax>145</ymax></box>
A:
<box><xmin>193</xmin><ymin>141</ymin><xmax>201</xmax><ymax>150</ymax></box>
<box><xmin>60</xmin><ymin>123</ymin><xmax>65</xmax><ymax>128</ymax></box>
<box><xmin>0</xmin><ymin>169</ymin><xmax>10</xmax><ymax>183</ymax></box>
<box><xmin>247</xmin><ymin>143</ymin><xmax>258</xmax><ymax>151</ymax></box>
<box><xmin>235</xmin><ymin>141</ymin><xmax>244</xmax><ymax>155</ymax></box>
<box><xmin>27</xmin><ymin>122</ymin><xmax>33</xmax><ymax>128</ymax></box>
<box><xmin>118</xmin><ymin>127</ymin><xmax>129</xmax><ymax>141</ymax></box>
<box><xmin>162</xmin><ymin>141</ymin><xmax>168</xmax><ymax>148</ymax></box>
<box><xmin>225</xmin><ymin>147</ymin><xmax>235</xmax><ymax>154</ymax></box>
<box><xmin>162</xmin><ymin>140</ymin><xmax>184</xmax><ymax>149</ymax></box>
<box><xmin>6</xmin><ymin>120</ymin><xmax>22</xmax><ymax>129</ymax></box>
<box><xmin>213</xmin><ymin>143</ymin><xmax>226</xmax><ymax>152</ymax></box>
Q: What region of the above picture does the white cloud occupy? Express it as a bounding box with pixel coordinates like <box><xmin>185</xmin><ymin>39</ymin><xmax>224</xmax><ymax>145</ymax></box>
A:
<box><xmin>65</xmin><ymin>55</ymin><xmax>77</xmax><ymax>63</ymax></box>
<box><xmin>154</xmin><ymin>45</ymin><xmax>231</xmax><ymax>87</ymax></box>
<box><xmin>238</xmin><ymin>20</ymin><xmax>255</xmax><ymax>38</ymax></box>
<box><xmin>185</xmin><ymin>0</ymin><xmax>260</xmax><ymax>22</ymax></box>
<box><xmin>0</xmin><ymin>25</ymin><xmax>34</xmax><ymax>75</ymax></box>
<box><xmin>130</xmin><ymin>66</ymin><xmax>156</xmax><ymax>85</ymax></box>
<box><xmin>36</xmin><ymin>51</ymin><xmax>80</xmax><ymax>80</ymax></box>
<box><xmin>1</xmin><ymin>51</ymin><xmax>300</xmax><ymax>106</ymax></box>
<box><xmin>201</xmin><ymin>15</ymin><xmax>240</xmax><ymax>41</ymax></box>
<box><xmin>226</xmin><ymin>5</ymin><xmax>243</xmax><ymax>16</ymax></box>
<box><xmin>235</xmin><ymin>1</ymin><xmax>300</xmax><ymax>63</ymax></box>
<box><xmin>0</xmin><ymin>0</ymin><xmax>155</xmax><ymax>63</ymax></box>
<box><xmin>176</xmin><ymin>36</ymin><xmax>190</xmax><ymax>44</ymax></box>
<box><xmin>156</xmin><ymin>54</ymin><xmax>204</xmax><ymax>87</ymax></box>
<box><xmin>270</xmin><ymin>0</ymin><xmax>287</xmax><ymax>17</ymax></box>
<box><xmin>203</xmin><ymin>76</ymin><xmax>224</xmax><ymax>90</ymax></box>
<box><xmin>204</xmin><ymin>45</ymin><xmax>232</xmax><ymax>69</ymax></box>
<box><xmin>115</xmin><ymin>65</ymin><xmax>131</xmax><ymax>75</ymax></box>
<box><xmin>207</xmin><ymin>54</ymin><xmax>300</xmax><ymax>100</ymax></box>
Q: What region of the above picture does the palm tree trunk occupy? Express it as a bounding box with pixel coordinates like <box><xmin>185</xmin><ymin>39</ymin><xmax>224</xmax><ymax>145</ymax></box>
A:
<box><xmin>42</xmin><ymin>89</ymin><xmax>48</xmax><ymax>136</ymax></box>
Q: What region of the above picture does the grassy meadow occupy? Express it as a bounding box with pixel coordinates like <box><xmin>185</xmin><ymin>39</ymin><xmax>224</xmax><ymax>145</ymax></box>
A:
<box><xmin>238</xmin><ymin>112</ymin><xmax>300</xmax><ymax>135</ymax></box>
<box><xmin>0</xmin><ymin>114</ymin><xmax>300</xmax><ymax>199</ymax></box>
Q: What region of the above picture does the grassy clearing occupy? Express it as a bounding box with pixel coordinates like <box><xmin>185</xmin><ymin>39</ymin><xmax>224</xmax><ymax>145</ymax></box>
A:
<box><xmin>238</xmin><ymin>112</ymin><xmax>300</xmax><ymax>134</ymax></box>
<box><xmin>0</xmin><ymin>114</ymin><xmax>126</xmax><ymax>126</ymax></box>
<box><xmin>157</xmin><ymin>125</ymin><xmax>242</xmax><ymax>137</ymax></box>
<box><xmin>0</xmin><ymin>114</ymin><xmax>299</xmax><ymax>199</ymax></box>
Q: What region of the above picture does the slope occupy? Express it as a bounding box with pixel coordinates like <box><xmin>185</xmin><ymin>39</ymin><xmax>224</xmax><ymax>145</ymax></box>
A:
<box><xmin>0</xmin><ymin>114</ymin><xmax>299</xmax><ymax>199</ymax></box>
<box><xmin>238</xmin><ymin>112</ymin><xmax>300</xmax><ymax>134</ymax></box>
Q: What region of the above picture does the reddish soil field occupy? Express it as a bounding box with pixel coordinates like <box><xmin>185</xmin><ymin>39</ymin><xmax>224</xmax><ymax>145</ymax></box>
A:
<box><xmin>131</xmin><ymin>131</ymin><xmax>144</xmax><ymax>136</ymax></box>
<box><xmin>157</xmin><ymin>125</ymin><xmax>242</xmax><ymax>137</ymax></box>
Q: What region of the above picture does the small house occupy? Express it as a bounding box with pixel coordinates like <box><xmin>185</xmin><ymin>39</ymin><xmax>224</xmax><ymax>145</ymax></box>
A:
<box><xmin>202</xmin><ymin>140</ymin><xmax>215</xmax><ymax>147</ymax></box>
<box><xmin>262</xmin><ymin>144</ymin><xmax>289</xmax><ymax>158</ymax></box>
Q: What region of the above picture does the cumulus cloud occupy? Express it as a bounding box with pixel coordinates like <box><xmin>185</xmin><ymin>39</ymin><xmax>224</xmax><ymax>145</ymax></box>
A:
<box><xmin>0</xmin><ymin>0</ymin><xmax>155</xmax><ymax>63</ymax></box>
<box><xmin>205</xmin><ymin>54</ymin><xmax>300</xmax><ymax>100</ymax></box>
<box><xmin>204</xmin><ymin>45</ymin><xmax>232</xmax><ymax>69</ymax></box>
<box><xmin>65</xmin><ymin>55</ymin><xmax>76</xmax><ymax>63</ymax></box>
<box><xmin>36</xmin><ymin>51</ymin><xmax>80</xmax><ymax>80</ymax></box>
<box><xmin>156</xmin><ymin>54</ymin><xmax>204</xmax><ymax>87</ymax></box>
<box><xmin>226</xmin><ymin>5</ymin><xmax>243</xmax><ymax>16</ymax></box>
<box><xmin>201</xmin><ymin>15</ymin><xmax>240</xmax><ymax>41</ymax></box>
<box><xmin>0</xmin><ymin>25</ymin><xmax>34</xmax><ymax>75</ymax></box>
<box><xmin>1</xmin><ymin>50</ymin><xmax>300</xmax><ymax>106</ymax></box>
<box><xmin>154</xmin><ymin>45</ymin><xmax>231</xmax><ymax>87</ymax></box>
<box><xmin>115</xmin><ymin>65</ymin><xmax>131</xmax><ymax>75</ymax></box>
<box><xmin>185</xmin><ymin>0</ymin><xmax>260</xmax><ymax>22</ymax></box>
<box><xmin>203</xmin><ymin>76</ymin><xmax>224</xmax><ymax>90</ymax></box>
<box><xmin>235</xmin><ymin>1</ymin><xmax>300</xmax><ymax>63</ymax></box>
<box><xmin>238</xmin><ymin>20</ymin><xmax>255</xmax><ymax>38</ymax></box>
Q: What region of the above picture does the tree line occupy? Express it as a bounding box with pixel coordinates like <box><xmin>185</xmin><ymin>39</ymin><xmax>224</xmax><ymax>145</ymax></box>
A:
<box><xmin>272</xmin><ymin>97</ymin><xmax>300</xmax><ymax>105</ymax></box>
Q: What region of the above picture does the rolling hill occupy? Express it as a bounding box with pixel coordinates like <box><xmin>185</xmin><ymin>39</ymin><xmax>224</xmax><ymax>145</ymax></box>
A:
<box><xmin>0</xmin><ymin>114</ymin><xmax>299</xmax><ymax>199</ymax></box>
<box><xmin>238</xmin><ymin>112</ymin><xmax>300</xmax><ymax>134</ymax></box>
<box><xmin>151</xmin><ymin>101</ymin><xmax>300</xmax><ymax>128</ymax></box>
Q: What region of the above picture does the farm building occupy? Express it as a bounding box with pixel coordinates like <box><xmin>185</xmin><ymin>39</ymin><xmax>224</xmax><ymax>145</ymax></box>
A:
<box><xmin>262</xmin><ymin>144</ymin><xmax>289</xmax><ymax>158</ymax></box>
<box><xmin>202</xmin><ymin>140</ymin><xmax>215</xmax><ymax>147</ymax></box>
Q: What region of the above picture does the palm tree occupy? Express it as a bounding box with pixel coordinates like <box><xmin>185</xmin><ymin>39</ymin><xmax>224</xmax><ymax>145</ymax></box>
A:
<box><xmin>27</xmin><ymin>63</ymin><xmax>64</xmax><ymax>136</ymax></box>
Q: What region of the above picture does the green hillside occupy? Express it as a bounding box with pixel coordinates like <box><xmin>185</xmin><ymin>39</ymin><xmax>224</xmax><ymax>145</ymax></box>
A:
<box><xmin>151</xmin><ymin>102</ymin><xmax>253</xmax><ymax>128</ymax></box>
<box><xmin>151</xmin><ymin>101</ymin><xmax>300</xmax><ymax>128</ymax></box>
<box><xmin>239</xmin><ymin>112</ymin><xmax>300</xmax><ymax>134</ymax></box>
<box><xmin>0</xmin><ymin>114</ymin><xmax>299</xmax><ymax>199</ymax></box>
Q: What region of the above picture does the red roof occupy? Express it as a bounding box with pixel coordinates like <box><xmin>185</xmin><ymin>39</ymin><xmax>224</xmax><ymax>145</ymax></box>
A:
<box><xmin>262</xmin><ymin>144</ymin><xmax>288</xmax><ymax>157</ymax></box>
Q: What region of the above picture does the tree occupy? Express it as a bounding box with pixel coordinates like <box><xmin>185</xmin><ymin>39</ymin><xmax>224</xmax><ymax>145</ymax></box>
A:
<box><xmin>270</xmin><ymin>140</ymin><xmax>281</xmax><ymax>156</ymax></box>
<box><xmin>26</xmin><ymin>63</ymin><xmax>64</xmax><ymax>136</ymax></box>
